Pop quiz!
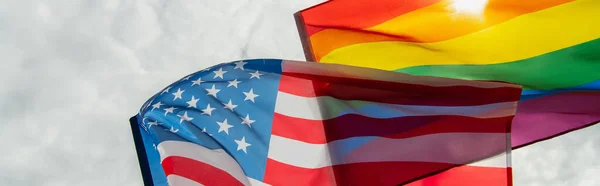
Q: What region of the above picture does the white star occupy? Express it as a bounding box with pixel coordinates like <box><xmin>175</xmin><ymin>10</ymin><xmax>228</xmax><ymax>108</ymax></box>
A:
<box><xmin>216</xmin><ymin>119</ymin><xmax>234</xmax><ymax>135</ymax></box>
<box><xmin>163</xmin><ymin>107</ymin><xmax>176</xmax><ymax>116</ymax></box>
<box><xmin>172</xmin><ymin>88</ymin><xmax>184</xmax><ymax>100</ymax></box>
<box><xmin>161</xmin><ymin>86</ymin><xmax>171</xmax><ymax>94</ymax></box>
<box><xmin>202</xmin><ymin>127</ymin><xmax>207</xmax><ymax>133</ymax></box>
<box><xmin>249</xmin><ymin>70</ymin><xmax>263</xmax><ymax>79</ymax></box>
<box><xmin>233</xmin><ymin>61</ymin><xmax>247</xmax><ymax>71</ymax></box>
<box><xmin>183</xmin><ymin>75</ymin><xmax>192</xmax><ymax>80</ymax></box>
<box><xmin>169</xmin><ymin>126</ymin><xmax>179</xmax><ymax>133</ymax></box>
<box><xmin>177</xmin><ymin>111</ymin><xmax>194</xmax><ymax>124</ymax></box>
<box><xmin>223</xmin><ymin>99</ymin><xmax>238</xmax><ymax>111</ymax></box>
<box><xmin>227</xmin><ymin>79</ymin><xmax>242</xmax><ymax>88</ymax></box>
<box><xmin>241</xmin><ymin>114</ymin><xmax>255</xmax><ymax>128</ymax></box>
<box><xmin>186</xmin><ymin>96</ymin><xmax>199</xmax><ymax>108</ymax></box>
<box><xmin>202</xmin><ymin>104</ymin><xmax>216</xmax><ymax>116</ymax></box>
<box><xmin>213</xmin><ymin>68</ymin><xmax>227</xmax><ymax>79</ymax></box>
<box><xmin>191</xmin><ymin>77</ymin><xmax>205</xmax><ymax>86</ymax></box>
<box><xmin>243</xmin><ymin>88</ymin><xmax>259</xmax><ymax>103</ymax></box>
<box><xmin>235</xmin><ymin>137</ymin><xmax>251</xmax><ymax>153</ymax></box>
<box><xmin>147</xmin><ymin>121</ymin><xmax>159</xmax><ymax>128</ymax></box>
<box><xmin>151</xmin><ymin>102</ymin><xmax>164</xmax><ymax>111</ymax></box>
<box><xmin>186</xmin><ymin>96</ymin><xmax>200</xmax><ymax>108</ymax></box>
<box><xmin>206</xmin><ymin>85</ymin><xmax>221</xmax><ymax>98</ymax></box>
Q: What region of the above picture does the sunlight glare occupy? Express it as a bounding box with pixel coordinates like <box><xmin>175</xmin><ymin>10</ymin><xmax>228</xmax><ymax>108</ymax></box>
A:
<box><xmin>451</xmin><ymin>0</ymin><xmax>489</xmax><ymax>15</ymax></box>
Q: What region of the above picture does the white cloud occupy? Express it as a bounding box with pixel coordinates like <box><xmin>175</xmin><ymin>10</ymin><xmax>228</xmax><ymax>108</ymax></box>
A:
<box><xmin>0</xmin><ymin>0</ymin><xmax>597</xmax><ymax>185</ymax></box>
<box><xmin>513</xmin><ymin>123</ymin><xmax>600</xmax><ymax>185</ymax></box>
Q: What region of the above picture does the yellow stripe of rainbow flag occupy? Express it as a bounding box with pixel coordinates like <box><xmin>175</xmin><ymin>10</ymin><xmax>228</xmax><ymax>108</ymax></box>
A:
<box><xmin>312</xmin><ymin>0</ymin><xmax>600</xmax><ymax>71</ymax></box>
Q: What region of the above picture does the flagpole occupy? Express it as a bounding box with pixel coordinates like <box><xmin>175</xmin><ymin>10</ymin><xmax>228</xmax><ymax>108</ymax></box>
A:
<box><xmin>129</xmin><ymin>116</ymin><xmax>155</xmax><ymax>186</ymax></box>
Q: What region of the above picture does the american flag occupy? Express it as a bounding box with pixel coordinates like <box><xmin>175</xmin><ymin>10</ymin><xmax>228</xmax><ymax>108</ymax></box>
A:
<box><xmin>133</xmin><ymin>59</ymin><xmax>522</xmax><ymax>186</ymax></box>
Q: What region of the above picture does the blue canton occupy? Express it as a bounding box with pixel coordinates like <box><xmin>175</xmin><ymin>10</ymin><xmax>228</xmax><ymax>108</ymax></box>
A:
<box><xmin>138</xmin><ymin>59</ymin><xmax>283</xmax><ymax>181</ymax></box>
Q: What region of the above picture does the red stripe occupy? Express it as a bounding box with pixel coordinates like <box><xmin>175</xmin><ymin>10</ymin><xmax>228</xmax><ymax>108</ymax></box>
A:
<box><xmin>162</xmin><ymin>156</ymin><xmax>244</xmax><ymax>186</ymax></box>
<box><xmin>279</xmin><ymin>72</ymin><xmax>522</xmax><ymax>106</ymax></box>
<box><xmin>278</xmin><ymin>74</ymin><xmax>316</xmax><ymax>97</ymax></box>
<box><xmin>264</xmin><ymin>159</ymin><xmax>336</xmax><ymax>186</ymax></box>
<box><xmin>405</xmin><ymin>166</ymin><xmax>512</xmax><ymax>186</ymax></box>
<box><xmin>298</xmin><ymin>0</ymin><xmax>442</xmax><ymax>35</ymax></box>
<box><xmin>305</xmin><ymin>25</ymin><xmax>326</xmax><ymax>36</ymax></box>
<box><xmin>383</xmin><ymin>116</ymin><xmax>512</xmax><ymax>139</ymax></box>
<box><xmin>273</xmin><ymin>113</ymin><xmax>512</xmax><ymax>143</ymax></box>
<box><xmin>264</xmin><ymin>159</ymin><xmax>505</xmax><ymax>186</ymax></box>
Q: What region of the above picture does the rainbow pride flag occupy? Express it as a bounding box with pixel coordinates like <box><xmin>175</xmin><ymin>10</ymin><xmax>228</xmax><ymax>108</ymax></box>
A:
<box><xmin>295</xmin><ymin>0</ymin><xmax>600</xmax><ymax>148</ymax></box>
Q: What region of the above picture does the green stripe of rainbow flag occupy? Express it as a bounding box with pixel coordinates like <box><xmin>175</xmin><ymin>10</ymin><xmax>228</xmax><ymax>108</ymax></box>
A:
<box><xmin>295</xmin><ymin>0</ymin><xmax>600</xmax><ymax>150</ymax></box>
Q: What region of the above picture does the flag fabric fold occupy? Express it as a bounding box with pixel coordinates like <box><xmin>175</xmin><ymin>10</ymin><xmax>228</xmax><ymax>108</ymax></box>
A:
<box><xmin>131</xmin><ymin>59</ymin><xmax>521</xmax><ymax>186</ymax></box>
<box><xmin>294</xmin><ymin>0</ymin><xmax>600</xmax><ymax>149</ymax></box>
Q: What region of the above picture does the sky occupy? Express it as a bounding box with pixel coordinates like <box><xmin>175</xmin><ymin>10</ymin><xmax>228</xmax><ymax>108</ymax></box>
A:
<box><xmin>0</xmin><ymin>0</ymin><xmax>598</xmax><ymax>185</ymax></box>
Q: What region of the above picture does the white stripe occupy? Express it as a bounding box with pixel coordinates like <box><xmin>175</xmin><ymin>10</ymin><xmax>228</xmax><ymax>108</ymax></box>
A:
<box><xmin>268</xmin><ymin>135</ymin><xmax>333</xmax><ymax>169</ymax></box>
<box><xmin>468</xmin><ymin>152</ymin><xmax>510</xmax><ymax>168</ymax></box>
<box><xmin>282</xmin><ymin>60</ymin><xmax>520</xmax><ymax>89</ymax></box>
<box><xmin>167</xmin><ymin>175</ymin><xmax>204</xmax><ymax>186</ymax></box>
<box><xmin>268</xmin><ymin>133</ymin><xmax>508</xmax><ymax>169</ymax></box>
<box><xmin>275</xmin><ymin>91</ymin><xmax>517</xmax><ymax>120</ymax></box>
<box><xmin>468</xmin><ymin>132</ymin><xmax>511</xmax><ymax>168</ymax></box>
<box><xmin>249</xmin><ymin>177</ymin><xmax>271</xmax><ymax>186</ymax></box>
<box><xmin>157</xmin><ymin>141</ymin><xmax>251</xmax><ymax>186</ymax></box>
